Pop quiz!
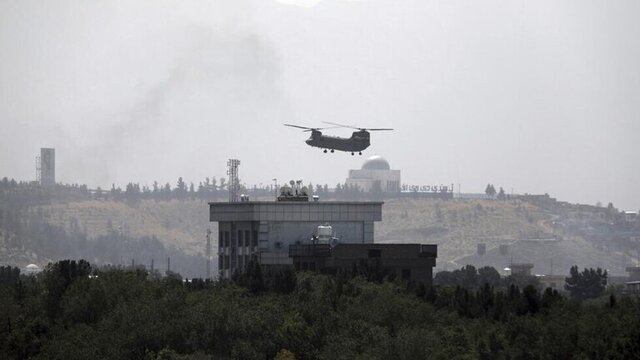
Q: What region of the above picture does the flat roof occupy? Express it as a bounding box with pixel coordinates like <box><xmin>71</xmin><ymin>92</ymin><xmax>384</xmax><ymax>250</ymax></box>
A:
<box><xmin>208</xmin><ymin>201</ymin><xmax>384</xmax><ymax>205</ymax></box>
<box><xmin>210</xmin><ymin>201</ymin><xmax>383</xmax><ymax>222</ymax></box>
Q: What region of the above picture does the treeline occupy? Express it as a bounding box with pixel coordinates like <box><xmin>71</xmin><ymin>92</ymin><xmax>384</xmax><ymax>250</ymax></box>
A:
<box><xmin>0</xmin><ymin>178</ymin><xmax>90</xmax><ymax>207</ymax></box>
<box><xmin>2</xmin><ymin>176</ymin><xmax>458</xmax><ymax>207</ymax></box>
<box><xmin>0</xmin><ymin>176</ymin><xmax>362</xmax><ymax>205</ymax></box>
<box><xmin>1</xmin><ymin>261</ymin><xmax>639</xmax><ymax>359</ymax></box>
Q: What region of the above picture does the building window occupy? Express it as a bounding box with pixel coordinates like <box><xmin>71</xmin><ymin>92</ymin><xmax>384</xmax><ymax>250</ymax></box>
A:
<box><xmin>218</xmin><ymin>231</ymin><xmax>223</xmax><ymax>248</ymax></box>
<box><xmin>224</xmin><ymin>231</ymin><xmax>230</xmax><ymax>247</ymax></box>
<box><xmin>238</xmin><ymin>230</ymin><xmax>243</xmax><ymax>247</ymax></box>
<box><xmin>245</xmin><ymin>230</ymin><xmax>251</xmax><ymax>247</ymax></box>
<box><xmin>368</xmin><ymin>249</ymin><xmax>381</xmax><ymax>258</ymax></box>
<box><xmin>252</xmin><ymin>230</ymin><xmax>258</xmax><ymax>247</ymax></box>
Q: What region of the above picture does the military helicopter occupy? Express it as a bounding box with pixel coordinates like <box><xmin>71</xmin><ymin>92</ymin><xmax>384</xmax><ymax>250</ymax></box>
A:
<box><xmin>284</xmin><ymin>121</ymin><xmax>393</xmax><ymax>155</ymax></box>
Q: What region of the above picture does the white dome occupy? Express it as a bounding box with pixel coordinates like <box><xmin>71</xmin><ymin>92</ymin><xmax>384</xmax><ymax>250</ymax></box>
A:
<box><xmin>362</xmin><ymin>155</ymin><xmax>390</xmax><ymax>170</ymax></box>
<box><xmin>25</xmin><ymin>264</ymin><xmax>41</xmax><ymax>274</ymax></box>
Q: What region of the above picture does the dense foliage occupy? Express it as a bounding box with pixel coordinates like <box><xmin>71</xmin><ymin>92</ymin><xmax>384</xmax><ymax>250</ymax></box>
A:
<box><xmin>0</xmin><ymin>177</ymin><xmax>371</xmax><ymax>206</ymax></box>
<box><xmin>565</xmin><ymin>265</ymin><xmax>608</xmax><ymax>300</ymax></box>
<box><xmin>1</xmin><ymin>261</ymin><xmax>639</xmax><ymax>359</ymax></box>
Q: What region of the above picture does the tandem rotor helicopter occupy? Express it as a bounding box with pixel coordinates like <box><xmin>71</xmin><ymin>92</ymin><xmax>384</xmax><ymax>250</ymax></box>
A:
<box><xmin>284</xmin><ymin>121</ymin><xmax>393</xmax><ymax>155</ymax></box>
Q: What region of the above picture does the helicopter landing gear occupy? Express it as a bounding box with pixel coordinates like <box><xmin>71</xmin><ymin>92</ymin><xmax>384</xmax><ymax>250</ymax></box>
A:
<box><xmin>351</xmin><ymin>152</ymin><xmax>355</xmax><ymax>156</ymax></box>
<box><xmin>330</xmin><ymin>149</ymin><xmax>334</xmax><ymax>153</ymax></box>
<box><xmin>323</xmin><ymin>149</ymin><xmax>327</xmax><ymax>153</ymax></box>
<box><xmin>359</xmin><ymin>152</ymin><xmax>362</xmax><ymax>155</ymax></box>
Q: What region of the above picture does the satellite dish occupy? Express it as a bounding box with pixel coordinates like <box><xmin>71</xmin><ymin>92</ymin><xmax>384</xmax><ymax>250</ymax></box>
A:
<box><xmin>301</xmin><ymin>186</ymin><xmax>309</xmax><ymax>196</ymax></box>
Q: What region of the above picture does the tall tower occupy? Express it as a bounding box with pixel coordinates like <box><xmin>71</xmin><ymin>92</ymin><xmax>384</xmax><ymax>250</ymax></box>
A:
<box><xmin>227</xmin><ymin>159</ymin><xmax>240</xmax><ymax>203</ymax></box>
<box><xmin>40</xmin><ymin>148</ymin><xmax>55</xmax><ymax>186</ymax></box>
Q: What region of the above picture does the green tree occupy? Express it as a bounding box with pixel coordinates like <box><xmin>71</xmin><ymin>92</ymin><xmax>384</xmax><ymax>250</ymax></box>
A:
<box><xmin>497</xmin><ymin>187</ymin><xmax>506</xmax><ymax>199</ymax></box>
<box><xmin>564</xmin><ymin>266</ymin><xmax>607</xmax><ymax>300</ymax></box>
<box><xmin>478</xmin><ymin>266</ymin><xmax>501</xmax><ymax>287</ymax></box>
<box><xmin>485</xmin><ymin>184</ymin><xmax>496</xmax><ymax>197</ymax></box>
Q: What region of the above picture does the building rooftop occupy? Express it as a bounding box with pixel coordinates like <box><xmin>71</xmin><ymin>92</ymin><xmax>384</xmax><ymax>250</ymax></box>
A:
<box><xmin>209</xmin><ymin>200</ymin><xmax>383</xmax><ymax>222</ymax></box>
<box><xmin>362</xmin><ymin>155</ymin><xmax>391</xmax><ymax>170</ymax></box>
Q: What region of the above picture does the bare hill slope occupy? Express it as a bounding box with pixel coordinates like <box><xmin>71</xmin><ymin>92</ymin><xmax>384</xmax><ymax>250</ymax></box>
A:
<box><xmin>22</xmin><ymin>197</ymin><xmax>637</xmax><ymax>276</ymax></box>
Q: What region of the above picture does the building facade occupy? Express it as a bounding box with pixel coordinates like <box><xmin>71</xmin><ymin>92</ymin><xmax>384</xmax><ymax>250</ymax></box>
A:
<box><xmin>289</xmin><ymin>243</ymin><xmax>438</xmax><ymax>285</ymax></box>
<box><xmin>210</xmin><ymin>200</ymin><xmax>383</xmax><ymax>279</ymax></box>
<box><xmin>346</xmin><ymin>155</ymin><xmax>401</xmax><ymax>192</ymax></box>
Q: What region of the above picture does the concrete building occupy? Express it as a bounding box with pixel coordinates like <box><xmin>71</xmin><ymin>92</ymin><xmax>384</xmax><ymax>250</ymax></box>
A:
<box><xmin>289</xmin><ymin>243</ymin><xmax>438</xmax><ymax>285</ymax></box>
<box><xmin>626</xmin><ymin>266</ymin><xmax>640</xmax><ymax>282</ymax></box>
<box><xmin>510</xmin><ymin>263</ymin><xmax>534</xmax><ymax>276</ymax></box>
<box><xmin>346</xmin><ymin>155</ymin><xmax>401</xmax><ymax>192</ymax></box>
<box><xmin>40</xmin><ymin>148</ymin><xmax>55</xmax><ymax>186</ymax></box>
<box><xmin>210</xmin><ymin>199</ymin><xmax>382</xmax><ymax>279</ymax></box>
<box><xmin>624</xmin><ymin>281</ymin><xmax>640</xmax><ymax>296</ymax></box>
<box><xmin>538</xmin><ymin>275</ymin><xmax>566</xmax><ymax>291</ymax></box>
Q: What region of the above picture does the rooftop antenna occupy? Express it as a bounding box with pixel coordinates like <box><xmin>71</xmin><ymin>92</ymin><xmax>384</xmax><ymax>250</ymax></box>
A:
<box><xmin>227</xmin><ymin>159</ymin><xmax>241</xmax><ymax>202</ymax></box>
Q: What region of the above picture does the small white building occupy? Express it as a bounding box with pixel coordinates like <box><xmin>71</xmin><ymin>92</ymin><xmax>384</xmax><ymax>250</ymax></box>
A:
<box><xmin>623</xmin><ymin>211</ymin><xmax>637</xmax><ymax>222</ymax></box>
<box><xmin>24</xmin><ymin>264</ymin><xmax>42</xmax><ymax>275</ymax></box>
<box><xmin>345</xmin><ymin>155</ymin><xmax>401</xmax><ymax>192</ymax></box>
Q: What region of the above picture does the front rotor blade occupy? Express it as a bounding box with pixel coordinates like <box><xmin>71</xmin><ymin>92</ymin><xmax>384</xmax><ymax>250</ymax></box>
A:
<box><xmin>366</xmin><ymin>128</ymin><xmax>394</xmax><ymax>131</ymax></box>
<box><xmin>284</xmin><ymin>124</ymin><xmax>314</xmax><ymax>130</ymax></box>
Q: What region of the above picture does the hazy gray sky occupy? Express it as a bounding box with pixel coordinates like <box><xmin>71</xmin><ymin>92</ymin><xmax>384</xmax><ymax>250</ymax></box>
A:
<box><xmin>1</xmin><ymin>0</ymin><xmax>638</xmax><ymax>210</ymax></box>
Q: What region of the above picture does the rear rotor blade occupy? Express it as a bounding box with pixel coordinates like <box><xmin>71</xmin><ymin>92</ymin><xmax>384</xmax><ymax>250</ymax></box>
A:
<box><xmin>322</xmin><ymin>121</ymin><xmax>359</xmax><ymax>130</ymax></box>
<box><xmin>322</xmin><ymin>121</ymin><xmax>393</xmax><ymax>131</ymax></box>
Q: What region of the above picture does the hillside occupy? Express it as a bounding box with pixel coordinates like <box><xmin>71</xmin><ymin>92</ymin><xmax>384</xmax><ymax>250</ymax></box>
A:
<box><xmin>3</xmin><ymin>194</ymin><xmax>639</xmax><ymax>277</ymax></box>
<box><xmin>376</xmin><ymin>198</ymin><xmax>553</xmax><ymax>262</ymax></box>
<box><xmin>38</xmin><ymin>198</ymin><xmax>551</xmax><ymax>262</ymax></box>
<box><xmin>39</xmin><ymin>199</ymin><xmax>212</xmax><ymax>256</ymax></box>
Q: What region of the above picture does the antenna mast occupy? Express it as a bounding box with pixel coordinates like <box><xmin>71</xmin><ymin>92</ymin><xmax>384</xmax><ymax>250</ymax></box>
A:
<box><xmin>227</xmin><ymin>159</ymin><xmax>240</xmax><ymax>202</ymax></box>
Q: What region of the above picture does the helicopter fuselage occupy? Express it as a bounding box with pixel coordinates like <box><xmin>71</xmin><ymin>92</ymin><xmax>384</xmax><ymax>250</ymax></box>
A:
<box><xmin>305</xmin><ymin>130</ymin><xmax>370</xmax><ymax>152</ymax></box>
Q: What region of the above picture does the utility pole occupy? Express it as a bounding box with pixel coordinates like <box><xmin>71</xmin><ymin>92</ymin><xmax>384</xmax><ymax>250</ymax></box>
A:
<box><xmin>206</xmin><ymin>228</ymin><xmax>212</xmax><ymax>279</ymax></box>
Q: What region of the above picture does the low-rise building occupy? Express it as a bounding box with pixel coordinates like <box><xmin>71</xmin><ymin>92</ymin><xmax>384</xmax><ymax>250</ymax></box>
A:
<box><xmin>210</xmin><ymin>196</ymin><xmax>382</xmax><ymax>279</ymax></box>
<box><xmin>345</xmin><ymin>155</ymin><xmax>401</xmax><ymax>192</ymax></box>
<box><xmin>289</xmin><ymin>243</ymin><xmax>438</xmax><ymax>285</ymax></box>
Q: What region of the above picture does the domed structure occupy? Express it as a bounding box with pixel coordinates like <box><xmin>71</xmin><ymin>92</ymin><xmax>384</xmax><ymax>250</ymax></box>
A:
<box><xmin>346</xmin><ymin>154</ymin><xmax>401</xmax><ymax>192</ymax></box>
<box><xmin>362</xmin><ymin>155</ymin><xmax>390</xmax><ymax>170</ymax></box>
<box><xmin>24</xmin><ymin>264</ymin><xmax>41</xmax><ymax>275</ymax></box>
